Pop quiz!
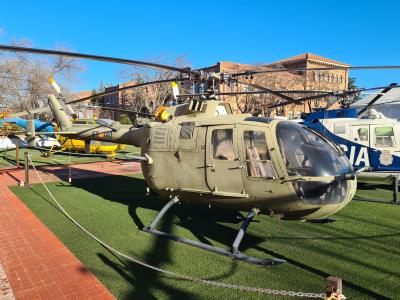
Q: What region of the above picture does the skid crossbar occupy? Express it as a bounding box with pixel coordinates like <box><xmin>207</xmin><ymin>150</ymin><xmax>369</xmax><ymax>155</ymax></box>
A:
<box><xmin>142</xmin><ymin>197</ymin><xmax>285</xmax><ymax>267</ymax></box>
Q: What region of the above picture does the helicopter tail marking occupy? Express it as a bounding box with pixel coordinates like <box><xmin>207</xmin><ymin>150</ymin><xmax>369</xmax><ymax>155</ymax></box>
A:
<box><xmin>48</xmin><ymin>76</ymin><xmax>61</xmax><ymax>95</ymax></box>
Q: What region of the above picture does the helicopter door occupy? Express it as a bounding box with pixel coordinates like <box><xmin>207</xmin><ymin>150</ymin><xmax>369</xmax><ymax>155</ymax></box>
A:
<box><xmin>238</xmin><ymin>126</ymin><xmax>276</xmax><ymax>197</ymax></box>
<box><xmin>205</xmin><ymin>126</ymin><xmax>245</xmax><ymax>196</ymax></box>
<box><xmin>351</xmin><ymin>125</ymin><xmax>370</xmax><ymax>147</ymax></box>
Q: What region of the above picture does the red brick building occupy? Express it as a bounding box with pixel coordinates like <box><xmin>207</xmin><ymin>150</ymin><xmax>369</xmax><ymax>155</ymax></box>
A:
<box><xmin>208</xmin><ymin>53</ymin><xmax>350</xmax><ymax>117</ymax></box>
<box><xmin>73</xmin><ymin>53</ymin><xmax>350</xmax><ymax>120</ymax></box>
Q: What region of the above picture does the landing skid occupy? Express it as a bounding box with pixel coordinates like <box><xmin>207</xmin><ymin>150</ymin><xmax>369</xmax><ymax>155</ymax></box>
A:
<box><xmin>142</xmin><ymin>197</ymin><xmax>285</xmax><ymax>267</ymax></box>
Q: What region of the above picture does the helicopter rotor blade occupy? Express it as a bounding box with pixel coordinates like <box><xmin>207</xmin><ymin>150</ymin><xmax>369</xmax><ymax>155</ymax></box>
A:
<box><xmin>232</xmin><ymin>65</ymin><xmax>400</xmax><ymax>77</ymax></box>
<box><xmin>67</xmin><ymin>78</ymin><xmax>189</xmax><ymax>104</ymax></box>
<box><xmin>264</xmin><ymin>83</ymin><xmax>400</xmax><ymax>109</ymax></box>
<box><xmin>296</xmin><ymin>83</ymin><xmax>400</xmax><ymax>103</ymax></box>
<box><xmin>8</xmin><ymin>106</ymin><xmax>50</xmax><ymax>117</ymax></box>
<box><xmin>177</xmin><ymin>89</ymin><xmax>332</xmax><ymax>97</ymax></box>
<box><xmin>0</xmin><ymin>44</ymin><xmax>195</xmax><ymax>75</ymax></box>
<box><xmin>99</xmin><ymin>106</ymin><xmax>154</xmax><ymax>118</ymax></box>
<box><xmin>234</xmin><ymin>80</ymin><xmax>302</xmax><ymax>104</ymax></box>
<box><xmin>357</xmin><ymin>83</ymin><xmax>397</xmax><ymax>116</ymax></box>
<box><xmin>171</xmin><ymin>81</ymin><xmax>180</xmax><ymax>101</ymax></box>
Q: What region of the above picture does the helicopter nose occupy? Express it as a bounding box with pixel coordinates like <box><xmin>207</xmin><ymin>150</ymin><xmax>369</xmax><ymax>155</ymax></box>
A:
<box><xmin>291</xmin><ymin>176</ymin><xmax>355</xmax><ymax>206</ymax></box>
<box><xmin>275</xmin><ymin>121</ymin><xmax>356</xmax><ymax>212</ymax></box>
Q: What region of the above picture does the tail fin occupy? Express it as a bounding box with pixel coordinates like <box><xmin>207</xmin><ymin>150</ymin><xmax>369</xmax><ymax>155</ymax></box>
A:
<box><xmin>48</xmin><ymin>94</ymin><xmax>72</xmax><ymax>131</ymax></box>
<box><xmin>48</xmin><ymin>76</ymin><xmax>77</xmax><ymax>118</ymax></box>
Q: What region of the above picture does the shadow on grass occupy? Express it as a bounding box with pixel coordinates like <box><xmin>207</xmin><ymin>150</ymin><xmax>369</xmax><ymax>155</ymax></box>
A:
<box><xmin>98</xmin><ymin>213</ymin><xmax>196</xmax><ymax>299</ymax></box>
<box><xmin>55</xmin><ymin>170</ymin><xmax>400</xmax><ymax>299</ymax></box>
<box><xmin>65</xmin><ymin>171</ymin><xmax>265</xmax><ymax>252</ymax></box>
<box><xmin>357</xmin><ymin>182</ymin><xmax>393</xmax><ymax>191</ymax></box>
<box><xmin>58</xmin><ymin>171</ymin><xmax>258</xmax><ymax>297</ymax></box>
<box><xmin>254</xmin><ymin>246</ymin><xmax>392</xmax><ymax>300</ymax></box>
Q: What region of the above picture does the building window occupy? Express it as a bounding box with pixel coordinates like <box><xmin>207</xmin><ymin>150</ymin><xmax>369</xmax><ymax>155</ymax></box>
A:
<box><xmin>314</xmin><ymin>72</ymin><xmax>318</xmax><ymax>81</ymax></box>
<box><xmin>339</xmin><ymin>75</ymin><xmax>343</xmax><ymax>83</ymax></box>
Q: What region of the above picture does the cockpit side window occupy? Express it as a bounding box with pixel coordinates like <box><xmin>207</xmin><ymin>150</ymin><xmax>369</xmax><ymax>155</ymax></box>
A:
<box><xmin>375</xmin><ymin>126</ymin><xmax>395</xmax><ymax>147</ymax></box>
<box><xmin>212</xmin><ymin>129</ymin><xmax>235</xmax><ymax>160</ymax></box>
<box><xmin>358</xmin><ymin>128</ymin><xmax>369</xmax><ymax>141</ymax></box>
<box><xmin>179</xmin><ymin>122</ymin><xmax>195</xmax><ymax>139</ymax></box>
<box><xmin>243</xmin><ymin>130</ymin><xmax>275</xmax><ymax>178</ymax></box>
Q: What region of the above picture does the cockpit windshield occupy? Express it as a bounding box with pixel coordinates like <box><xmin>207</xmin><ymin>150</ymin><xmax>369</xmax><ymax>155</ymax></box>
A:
<box><xmin>276</xmin><ymin>122</ymin><xmax>351</xmax><ymax>176</ymax></box>
<box><xmin>276</xmin><ymin>121</ymin><xmax>353</xmax><ymax>204</ymax></box>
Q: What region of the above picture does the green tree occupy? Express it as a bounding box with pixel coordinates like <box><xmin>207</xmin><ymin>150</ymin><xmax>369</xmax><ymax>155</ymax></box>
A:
<box><xmin>90</xmin><ymin>89</ymin><xmax>99</xmax><ymax>105</ymax></box>
<box><xmin>118</xmin><ymin>114</ymin><xmax>132</xmax><ymax>125</ymax></box>
<box><xmin>348</xmin><ymin>77</ymin><xmax>360</xmax><ymax>102</ymax></box>
<box><xmin>348</xmin><ymin>77</ymin><xmax>358</xmax><ymax>90</ymax></box>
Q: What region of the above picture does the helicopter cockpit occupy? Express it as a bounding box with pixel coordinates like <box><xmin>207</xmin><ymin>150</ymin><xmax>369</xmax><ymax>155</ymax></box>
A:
<box><xmin>276</xmin><ymin>121</ymin><xmax>353</xmax><ymax>204</ymax></box>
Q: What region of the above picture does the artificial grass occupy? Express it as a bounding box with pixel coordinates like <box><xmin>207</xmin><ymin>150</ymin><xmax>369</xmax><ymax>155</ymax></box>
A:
<box><xmin>0</xmin><ymin>145</ymin><xmax>140</xmax><ymax>168</ymax></box>
<box><xmin>355</xmin><ymin>179</ymin><xmax>397</xmax><ymax>203</ymax></box>
<box><xmin>11</xmin><ymin>175</ymin><xmax>400</xmax><ymax>299</ymax></box>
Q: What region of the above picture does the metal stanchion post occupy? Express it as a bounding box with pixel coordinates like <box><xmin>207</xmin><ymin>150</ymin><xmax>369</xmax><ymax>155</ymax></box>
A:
<box><xmin>16</xmin><ymin>142</ymin><xmax>20</xmax><ymax>168</ymax></box>
<box><xmin>393</xmin><ymin>175</ymin><xmax>399</xmax><ymax>204</ymax></box>
<box><xmin>326</xmin><ymin>276</ymin><xmax>343</xmax><ymax>300</ymax></box>
<box><xmin>24</xmin><ymin>152</ymin><xmax>29</xmax><ymax>188</ymax></box>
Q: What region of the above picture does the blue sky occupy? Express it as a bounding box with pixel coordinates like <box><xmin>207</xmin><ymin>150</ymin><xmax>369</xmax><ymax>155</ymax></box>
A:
<box><xmin>1</xmin><ymin>0</ymin><xmax>399</xmax><ymax>92</ymax></box>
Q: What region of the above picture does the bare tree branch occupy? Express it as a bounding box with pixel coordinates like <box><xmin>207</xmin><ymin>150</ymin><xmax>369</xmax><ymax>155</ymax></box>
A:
<box><xmin>0</xmin><ymin>40</ymin><xmax>83</xmax><ymax>110</ymax></box>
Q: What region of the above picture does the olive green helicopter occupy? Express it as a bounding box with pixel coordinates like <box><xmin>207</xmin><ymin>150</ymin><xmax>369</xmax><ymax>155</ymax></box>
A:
<box><xmin>3</xmin><ymin>45</ymin><xmax>398</xmax><ymax>266</ymax></box>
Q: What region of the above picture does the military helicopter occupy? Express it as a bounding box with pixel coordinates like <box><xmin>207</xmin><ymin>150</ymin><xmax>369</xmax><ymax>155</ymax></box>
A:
<box><xmin>1</xmin><ymin>78</ymin><xmax>127</xmax><ymax>157</ymax></box>
<box><xmin>1</xmin><ymin>44</ymin><xmax>398</xmax><ymax>266</ymax></box>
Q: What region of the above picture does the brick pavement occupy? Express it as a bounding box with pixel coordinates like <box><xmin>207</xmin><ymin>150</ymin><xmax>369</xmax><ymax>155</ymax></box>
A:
<box><xmin>0</xmin><ymin>161</ymin><xmax>142</xmax><ymax>299</ymax></box>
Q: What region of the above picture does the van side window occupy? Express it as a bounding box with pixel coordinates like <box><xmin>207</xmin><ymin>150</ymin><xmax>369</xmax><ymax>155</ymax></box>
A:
<box><xmin>334</xmin><ymin>124</ymin><xmax>346</xmax><ymax>134</ymax></box>
<box><xmin>243</xmin><ymin>131</ymin><xmax>275</xmax><ymax>178</ymax></box>
<box><xmin>375</xmin><ymin>126</ymin><xmax>395</xmax><ymax>147</ymax></box>
<box><xmin>212</xmin><ymin>129</ymin><xmax>235</xmax><ymax>160</ymax></box>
